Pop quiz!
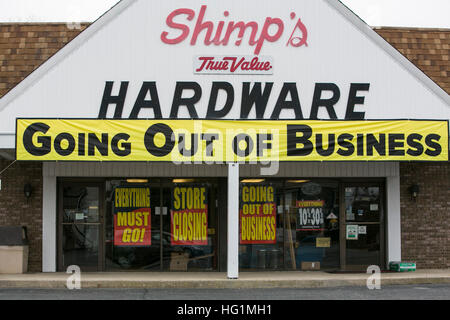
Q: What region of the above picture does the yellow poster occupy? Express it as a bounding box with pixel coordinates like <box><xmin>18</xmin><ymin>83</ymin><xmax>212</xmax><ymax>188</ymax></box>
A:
<box><xmin>171</xmin><ymin>185</ymin><xmax>208</xmax><ymax>246</ymax></box>
<box><xmin>240</xmin><ymin>184</ymin><xmax>277</xmax><ymax>244</ymax></box>
<box><xmin>16</xmin><ymin>119</ymin><xmax>449</xmax><ymax>162</ymax></box>
<box><xmin>316</xmin><ymin>237</ymin><xmax>331</xmax><ymax>248</ymax></box>
<box><xmin>113</xmin><ymin>186</ymin><xmax>151</xmax><ymax>246</ymax></box>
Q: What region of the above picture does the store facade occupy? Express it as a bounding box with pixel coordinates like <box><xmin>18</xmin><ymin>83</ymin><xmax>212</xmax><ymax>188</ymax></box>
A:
<box><xmin>45</xmin><ymin>162</ymin><xmax>395</xmax><ymax>273</ymax></box>
<box><xmin>0</xmin><ymin>0</ymin><xmax>449</xmax><ymax>276</ymax></box>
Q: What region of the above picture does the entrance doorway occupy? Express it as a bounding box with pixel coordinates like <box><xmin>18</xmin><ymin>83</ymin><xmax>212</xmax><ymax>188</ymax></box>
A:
<box><xmin>341</xmin><ymin>183</ymin><xmax>385</xmax><ymax>271</ymax></box>
<box><xmin>58</xmin><ymin>182</ymin><xmax>104</xmax><ymax>271</ymax></box>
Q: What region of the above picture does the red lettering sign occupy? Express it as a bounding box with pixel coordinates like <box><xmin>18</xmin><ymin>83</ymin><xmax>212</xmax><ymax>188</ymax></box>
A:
<box><xmin>114</xmin><ymin>208</ymin><xmax>152</xmax><ymax>246</ymax></box>
<box><xmin>161</xmin><ymin>5</ymin><xmax>308</xmax><ymax>55</ymax></box>
<box><xmin>194</xmin><ymin>56</ymin><xmax>273</xmax><ymax>75</ymax></box>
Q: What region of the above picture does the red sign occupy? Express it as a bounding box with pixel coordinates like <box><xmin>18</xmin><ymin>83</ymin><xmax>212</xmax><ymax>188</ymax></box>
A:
<box><xmin>194</xmin><ymin>56</ymin><xmax>273</xmax><ymax>75</ymax></box>
<box><xmin>171</xmin><ymin>208</ymin><xmax>208</xmax><ymax>246</ymax></box>
<box><xmin>171</xmin><ymin>186</ymin><xmax>209</xmax><ymax>246</ymax></box>
<box><xmin>114</xmin><ymin>208</ymin><xmax>152</xmax><ymax>246</ymax></box>
<box><xmin>240</xmin><ymin>185</ymin><xmax>277</xmax><ymax>244</ymax></box>
<box><xmin>161</xmin><ymin>5</ymin><xmax>308</xmax><ymax>55</ymax></box>
<box><xmin>113</xmin><ymin>186</ymin><xmax>151</xmax><ymax>246</ymax></box>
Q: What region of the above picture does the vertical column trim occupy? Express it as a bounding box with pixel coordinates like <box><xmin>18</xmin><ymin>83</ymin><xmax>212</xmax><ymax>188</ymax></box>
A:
<box><xmin>386</xmin><ymin>175</ymin><xmax>402</xmax><ymax>264</ymax></box>
<box><xmin>227</xmin><ymin>163</ymin><xmax>239</xmax><ymax>279</ymax></box>
<box><xmin>42</xmin><ymin>170</ymin><xmax>57</xmax><ymax>272</ymax></box>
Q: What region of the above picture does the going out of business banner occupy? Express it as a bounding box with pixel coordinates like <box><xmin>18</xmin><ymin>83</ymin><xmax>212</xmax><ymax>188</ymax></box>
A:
<box><xmin>16</xmin><ymin>119</ymin><xmax>449</xmax><ymax>162</ymax></box>
<box><xmin>171</xmin><ymin>185</ymin><xmax>208</xmax><ymax>246</ymax></box>
<box><xmin>113</xmin><ymin>185</ymin><xmax>152</xmax><ymax>246</ymax></box>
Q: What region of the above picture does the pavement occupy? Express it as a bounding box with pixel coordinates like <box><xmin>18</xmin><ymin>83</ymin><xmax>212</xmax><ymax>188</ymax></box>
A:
<box><xmin>1</xmin><ymin>269</ymin><xmax>450</xmax><ymax>289</ymax></box>
<box><xmin>3</xmin><ymin>284</ymin><xmax>450</xmax><ymax>300</ymax></box>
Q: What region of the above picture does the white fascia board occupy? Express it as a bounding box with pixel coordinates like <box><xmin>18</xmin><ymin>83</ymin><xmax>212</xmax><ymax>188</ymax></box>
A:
<box><xmin>326</xmin><ymin>0</ymin><xmax>450</xmax><ymax>108</ymax></box>
<box><xmin>0</xmin><ymin>0</ymin><xmax>138</xmax><ymax>113</ymax></box>
<box><xmin>0</xmin><ymin>134</ymin><xmax>15</xmax><ymax>149</ymax></box>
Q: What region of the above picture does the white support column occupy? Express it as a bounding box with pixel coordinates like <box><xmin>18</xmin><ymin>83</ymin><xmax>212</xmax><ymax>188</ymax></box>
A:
<box><xmin>386</xmin><ymin>176</ymin><xmax>401</xmax><ymax>264</ymax></box>
<box><xmin>227</xmin><ymin>163</ymin><xmax>239</xmax><ymax>279</ymax></box>
<box><xmin>42</xmin><ymin>173</ymin><xmax>57</xmax><ymax>272</ymax></box>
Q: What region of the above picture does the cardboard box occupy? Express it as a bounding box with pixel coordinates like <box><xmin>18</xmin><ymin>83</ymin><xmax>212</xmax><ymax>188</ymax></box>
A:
<box><xmin>0</xmin><ymin>246</ymin><xmax>29</xmax><ymax>274</ymax></box>
<box><xmin>170</xmin><ymin>252</ymin><xmax>189</xmax><ymax>271</ymax></box>
<box><xmin>301</xmin><ymin>261</ymin><xmax>320</xmax><ymax>271</ymax></box>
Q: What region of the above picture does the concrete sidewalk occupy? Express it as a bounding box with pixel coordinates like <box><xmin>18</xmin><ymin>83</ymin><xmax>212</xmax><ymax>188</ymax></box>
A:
<box><xmin>1</xmin><ymin>269</ymin><xmax>450</xmax><ymax>289</ymax></box>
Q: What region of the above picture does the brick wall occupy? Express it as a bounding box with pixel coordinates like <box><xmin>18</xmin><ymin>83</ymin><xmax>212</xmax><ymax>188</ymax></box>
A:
<box><xmin>400</xmin><ymin>161</ymin><xmax>450</xmax><ymax>268</ymax></box>
<box><xmin>0</xmin><ymin>160</ymin><xmax>42</xmax><ymax>272</ymax></box>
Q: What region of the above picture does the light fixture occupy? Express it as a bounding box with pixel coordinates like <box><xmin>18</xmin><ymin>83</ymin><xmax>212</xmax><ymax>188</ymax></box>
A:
<box><xmin>240</xmin><ymin>179</ymin><xmax>265</xmax><ymax>183</ymax></box>
<box><xmin>286</xmin><ymin>180</ymin><xmax>310</xmax><ymax>184</ymax></box>
<box><xmin>24</xmin><ymin>183</ymin><xmax>33</xmax><ymax>199</ymax></box>
<box><xmin>409</xmin><ymin>184</ymin><xmax>420</xmax><ymax>201</ymax></box>
<box><xmin>126</xmin><ymin>179</ymin><xmax>149</xmax><ymax>183</ymax></box>
<box><xmin>173</xmin><ymin>179</ymin><xmax>196</xmax><ymax>183</ymax></box>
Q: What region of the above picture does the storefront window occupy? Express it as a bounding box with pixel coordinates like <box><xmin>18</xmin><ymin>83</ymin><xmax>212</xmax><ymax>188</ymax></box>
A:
<box><xmin>163</xmin><ymin>182</ymin><xmax>216</xmax><ymax>271</ymax></box>
<box><xmin>105</xmin><ymin>181</ymin><xmax>160</xmax><ymax>270</ymax></box>
<box><xmin>59</xmin><ymin>177</ymin><xmax>383</xmax><ymax>272</ymax></box>
<box><xmin>239</xmin><ymin>181</ymin><xmax>284</xmax><ymax>270</ymax></box>
<box><xmin>104</xmin><ymin>179</ymin><xmax>218</xmax><ymax>272</ymax></box>
<box><xmin>284</xmin><ymin>180</ymin><xmax>340</xmax><ymax>271</ymax></box>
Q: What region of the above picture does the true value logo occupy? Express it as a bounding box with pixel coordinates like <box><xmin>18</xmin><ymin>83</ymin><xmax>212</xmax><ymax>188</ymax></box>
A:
<box><xmin>160</xmin><ymin>5</ymin><xmax>308</xmax><ymax>74</ymax></box>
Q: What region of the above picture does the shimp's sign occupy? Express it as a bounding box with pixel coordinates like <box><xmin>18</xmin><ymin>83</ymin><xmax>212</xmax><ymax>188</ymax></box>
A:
<box><xmin>16</xmin><ymin>119</ymin><xmax>449</xmax><ymax>162</ymax></box>
<box><xmin>161</xmin><ymin>5</ymin><xmax>308</xmax><ymax>55</ymax></box>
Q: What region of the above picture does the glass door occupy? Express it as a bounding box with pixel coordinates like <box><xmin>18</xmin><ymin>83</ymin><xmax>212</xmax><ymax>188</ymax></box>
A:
<box><xmin>58</xmin><ymin>182</ymin><xmax>104</xmax><ymax>272</ymax></box>
<box><xmin>341</xmin><ymin>183</ymin><xmax>385</xmax><ymax>271</ymax></box>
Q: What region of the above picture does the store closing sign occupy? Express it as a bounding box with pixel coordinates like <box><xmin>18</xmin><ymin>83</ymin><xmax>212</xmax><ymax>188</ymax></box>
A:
<box><xmin>16</xmin><ymin>119</ymin><xmax>448</xmax><ymax>162</ymax></box>
<box><xmin>113</xmin><ymin>186</ymin><xmax>151</xmax><ymax>246</ymax></box>
<box><xmin>240</xmin><ymin>185</ymin><xmax>276</xmax><ymax>244</ymax></box>
<box><xmin>171</xmin><ymin>186</ymin><xmax>208</xmax><ymax>246</ymax></box>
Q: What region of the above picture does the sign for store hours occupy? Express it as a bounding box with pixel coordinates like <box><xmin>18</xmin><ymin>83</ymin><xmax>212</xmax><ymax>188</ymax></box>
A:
<box><xmin>113</xmin><ymin>186</ymin><xmax>152</xmax><ymax>246</ymax></box>
<box><xmin>240</xmin><ymin>184</ymin><xmax>276</xmax><ymax>244</ymax></box>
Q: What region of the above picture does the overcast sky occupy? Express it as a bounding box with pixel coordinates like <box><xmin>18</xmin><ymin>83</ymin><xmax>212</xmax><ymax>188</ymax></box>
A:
<box><xmin>0</xmin><ymin>0</ymin><xmax>448</xmax><ymax>28</ymax></box>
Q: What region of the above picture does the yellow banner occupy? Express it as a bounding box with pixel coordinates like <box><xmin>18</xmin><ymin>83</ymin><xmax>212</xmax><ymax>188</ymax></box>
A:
<box><xmin>16</xmin><ymin>119</ymin><xmax>448</xmax><ymax>162</ymax></box>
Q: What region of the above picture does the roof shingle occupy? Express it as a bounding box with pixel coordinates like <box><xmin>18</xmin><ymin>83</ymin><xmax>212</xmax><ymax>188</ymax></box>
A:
<box><xmin>374</xmin><ymin>27</ymin><xmax>450</xmax><ymax>94</ymax></box>
<box><xmin>0</xmin><ymin>23</ymin><xmax>88</xmax><ymax>97</ymax></box>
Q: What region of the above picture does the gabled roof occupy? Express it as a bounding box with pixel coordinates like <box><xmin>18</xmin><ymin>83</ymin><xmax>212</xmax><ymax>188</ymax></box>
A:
<box><xmin>0</xmin><ymin>23</ymin><xmax>89</xmax><ymax>98</ymax></box>
<box><xmin>374</xmin><ymin>27</ymin><xmax>449</xmax><ymax>95</ymax></box>
<box><xmin>0</xmin><ymin>0</ymin><xmax>447</xmax><ymax>152</ymax></box>
<box><xmin>0</xmin><ymin>24</ymin><xmax>448</xmax><ymax>100</ymax></box>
